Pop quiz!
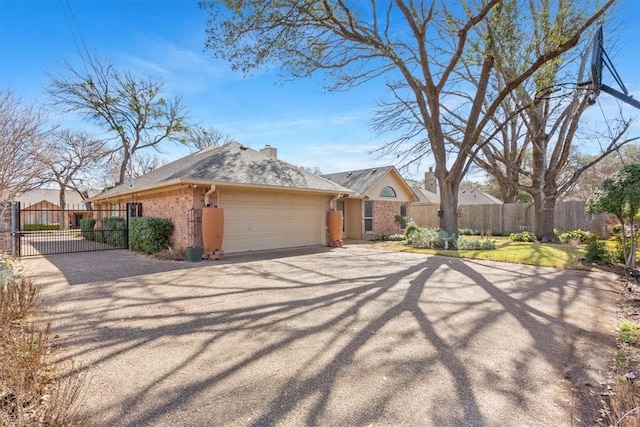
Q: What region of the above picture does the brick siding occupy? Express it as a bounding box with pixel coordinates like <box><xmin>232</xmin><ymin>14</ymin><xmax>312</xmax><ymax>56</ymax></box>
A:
<box><xmin>365</xmin><ymin>200</ymin><xmax>404</xmax><ymax>238</ymax></box>
<box><xmin>133</xmin><ymin>187</ymin><xmax>202</xmax><ymax>250</ymax></box>
<box><xmin>97</xmin><ymin>187</ymin><xmax>202</xmax><ymax>250</ymax></box>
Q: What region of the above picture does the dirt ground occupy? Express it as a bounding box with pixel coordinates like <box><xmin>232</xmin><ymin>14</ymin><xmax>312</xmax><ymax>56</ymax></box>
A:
<box><xmin>23</xmin><ymin>243</ymin><xmax>622</xmax><ymax>426</ymax></box>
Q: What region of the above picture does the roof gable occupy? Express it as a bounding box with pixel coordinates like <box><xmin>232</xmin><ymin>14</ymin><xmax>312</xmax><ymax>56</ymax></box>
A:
<box><xmin>322</xmin><ymin>167</ymin><xmax>392</xmax><ymax>195</ymax></box>
<box><xmin>323</xmin><ymin>166</ymin><xmax>416</xmax><ymax>201</ymax></box>
<box><xmin>17</xmin><ymin>189</ymin><xmax>90</xmax><ymax>208</ymax></box>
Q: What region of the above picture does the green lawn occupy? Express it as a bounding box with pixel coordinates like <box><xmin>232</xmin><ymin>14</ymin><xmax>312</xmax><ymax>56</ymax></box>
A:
<box><xmin>374</xmin><ymin>237</ymin><xmax>587</xmax><ymax>270</ymax></box>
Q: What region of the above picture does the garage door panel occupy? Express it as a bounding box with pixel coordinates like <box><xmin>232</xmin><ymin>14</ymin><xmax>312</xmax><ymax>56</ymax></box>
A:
<box><xmin>218</xmin><ymin>190</ymin><xmax>325</xmax><ymax>253</ymax></box>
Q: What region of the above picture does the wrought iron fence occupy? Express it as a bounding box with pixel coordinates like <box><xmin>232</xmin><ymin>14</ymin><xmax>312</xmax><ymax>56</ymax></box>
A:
<box><xmin>14</xmin><ymin>203</ymin><xmax>131</xmax><ymax>257</ymax></box>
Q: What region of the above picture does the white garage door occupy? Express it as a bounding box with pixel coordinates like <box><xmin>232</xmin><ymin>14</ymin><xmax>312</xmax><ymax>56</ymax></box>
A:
<box><xmin>218</xmin><ymin>189</ymin><xmax>325</xmax><ymax>253</ymax></box>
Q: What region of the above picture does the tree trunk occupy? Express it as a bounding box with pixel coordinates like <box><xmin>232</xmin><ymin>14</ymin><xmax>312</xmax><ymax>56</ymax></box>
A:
<box><xmin>627</xmin><ymin>214</ymin><xmax>637</xmax><ymax>268</ymax></box>
<box><xmin>498</xmin><ymin>176</ymin><xmax>519</xmax><ymax>203</ymax></box>
<box><xmin>438</xmin><ymin>177</ymin><xmax>459</xmax><ymax>236</ymax></box>
<box><xmin>118</xmin><ymin>149</ymin><xmax>130</xmax><ymax>187</ymax></box>
<box><xmin>58</xmin><ymin>187</ymin><xmax>67</xmax><ymax>230</ymax></box>
<box><xmin>535</xmin><ymin>194</ymin><xmax>557</xmax><ymax>243</ymax></box>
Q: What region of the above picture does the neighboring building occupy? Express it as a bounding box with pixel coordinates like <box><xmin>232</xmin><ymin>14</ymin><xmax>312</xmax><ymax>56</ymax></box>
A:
<box><xmin>17</xmin><ymin>189</ymin><xmax>92</xmax><ymax>229</ymax></box>
<box><xmin>410</xmin><ymin>168</ymin><xmax>502</xmax><ymax>206</ymax></box>
<box><xmin>88</xmin><ymin>143</ymin><xmax>353</xmax><ymax>253</ymax></box>
<box><xmin>410</xmin><ymin>168</ymin><xmax>502</xmax><ymax>228</ymax></box>
<box><xmin>322</xmin><ymin>166</ymin><xmax>416</xmax><ymax>239</ymax></box>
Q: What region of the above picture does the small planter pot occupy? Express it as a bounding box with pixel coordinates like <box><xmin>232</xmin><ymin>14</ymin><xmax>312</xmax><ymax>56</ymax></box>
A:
<box><xmin>185</xmin><ymin>246</ymin><xmax>203</xmax><ymax>262</ymax></box>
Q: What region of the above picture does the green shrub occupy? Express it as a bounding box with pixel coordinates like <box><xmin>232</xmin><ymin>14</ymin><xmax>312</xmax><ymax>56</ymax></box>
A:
<box><xmin>619</xmin><ymin>320</ymin><xmax>640</xmax><ymax>345</ymax></box>
<box><xmin>95</xmin><ymin>227</ymin><xmax>105</xmax><ymax>243</ymax></box>
<box><xmin>408</xmin><ymin>229</ymin><xmax>456</xmax><ymax>249</ymax></box>
<box><xmin>79</xmin><ymin>218</ymin><xmax>96</xmax><ymax>241</ymax></box>
<box><xmin>585</xmin><ymin>240</ymin><xmax>612</xmax><ymax>265</ymax></box>
<box><xmin>375</xmin><ymin>233</ymin><xmax>405</xmax><ymax>241</ymax></box>
<box><xmin>480</xmin><ymin>239</ymin><xmax>497</xmax><ymax>250</ymax></box>
<box><xmin>509</xmin><ymin>231</ymin><xmax>538</xmax><ymax>242</ymax></box>
<box><xmin>610</xmin><ymin>240</ymin><xmax>625</xmax><ymax>263</ymax></box>
<box><xmin>394</xmin><ymin>215</ymin><xmax>407</xmax><ymax>229</ymax></box>
<box><xmin>408</xmin><ymin>228</ymin><xmax>438</xmax><ymax>248</ymax></box>
<box><xmin>456</xmin><ymin>236</ymin><xmax>497</xmax><ymax>250</ymax></box>
<box><xmin>557</xmin><ymin>229</ymin><xmax>596</xmax><ymax>244</ymax></box>
<box><xmin>22</xmin><ymin>223</ymin><xmax>60</xmax><ymax>231</ymax></box>
<box><xmin>129</xmin><ymin>217</ymin><xmax>174</xmax><ymax>254</ymax></box>
<box><xmin>101</xmin><ymin>217</ymin><xmax>128</xmax><ymax>248</ymax></box>
<box><xmin>458</xmin><ymin>228</ymin><xmax>480</xmax><ymax>236</ymax></box>
<box><xmin>404</xmin><ymin>224</ymin><xmax>420</xmax><ymax>238</ymax></box>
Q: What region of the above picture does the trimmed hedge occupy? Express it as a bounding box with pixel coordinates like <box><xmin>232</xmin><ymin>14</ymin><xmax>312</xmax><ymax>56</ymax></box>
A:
<box><xmin>129</xmin><ymin>217</ymin><xmax>174</xmax><ymax>254</ymax></box>
<box><xmin>23</xmin><ymin>223</ymin><xmax>60</xmax><ymax>231</ymax></box>
<box><xmin>79</xmin><ymin>219</ymin><xmax>96</xmax><ymax>240</ymax></box>
<box><xmin>101</xmin><ymin>217</ymin><xmax>128</xmax><ymax>248</ymax></box>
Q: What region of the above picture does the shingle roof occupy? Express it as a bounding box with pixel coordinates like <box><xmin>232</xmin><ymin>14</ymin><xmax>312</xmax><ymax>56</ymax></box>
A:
<box><xmin>411</xmin><ymin>187</ymin><xmax>440</xmax><ymax>204</ymax></box>
<box><xmin>458</xmin><ymin>189</ymin><xmax>502</xmax><ymax>205</ymax></box>
<box><xmin>92</xmin><ymin>142</ymin><xmax>352</xmax><ymax>200</ymax></box>
<box><xmin>321</xmin><ymin>166</ymin><xmax>394</xmax><ymax>195</ymax></box>
<box><xmin>409</xmin><ymin>181</ymin><xmax>502</xmax><ymax>205</ymax></box>
<box><xmin>411</xmin><ymin>185</ymin><xmax>502</xmax><ymax>205</ymax></box>
<box><xmin>17</xmin><ymin>189</ymin><xmax>94</xmax><ymax>208</ymax></box>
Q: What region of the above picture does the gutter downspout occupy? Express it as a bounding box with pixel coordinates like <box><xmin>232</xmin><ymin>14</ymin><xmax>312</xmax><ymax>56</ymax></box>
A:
<box><xmin>329</xmin><ymin>194</ymin><xmax>342</xmax><ymax>210</ymax></box>
<box><xmin>204</xmin><ymin>185</ymin><xmax>217</xmax><ymax>207</ymax></box>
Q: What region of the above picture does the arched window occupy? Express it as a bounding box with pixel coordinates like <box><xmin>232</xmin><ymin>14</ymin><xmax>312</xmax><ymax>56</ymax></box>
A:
<box><xmin>380</xmin><ymin>186</ymin><xmax>397</xmax><ymax>197</ymax></box>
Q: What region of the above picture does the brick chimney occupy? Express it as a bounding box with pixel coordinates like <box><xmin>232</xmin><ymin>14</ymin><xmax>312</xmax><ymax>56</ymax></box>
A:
<box><xmin>260</xmin><ymin>144</ymin><xmax>277</xmax><ymax>159</ymax></box>
<box><xmin>425</xmin><ymin>167</ymin><xmax>437</xmax><ymax>194</ymax></box>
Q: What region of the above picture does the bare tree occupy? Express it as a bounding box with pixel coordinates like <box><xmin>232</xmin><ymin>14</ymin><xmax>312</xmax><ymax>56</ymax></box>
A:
<box><xmin>100</xmin><ymin>152</ymin><xmax>167</xmax><ymax>189</ymax></box>
<box><xmin>565</xmin><ymin>144</ymin><xmax>640</xmax><ymax>201</ymax></box>
<box><xmin>181</xmin><ymin>126</ymin><xmax>234</xmax><ymax>152</ymax></box>
<box><xmin>0</xmin><ymin>91</ymin><xmax>49</xmax><ymax>200</ymax></box>
<box><xmin>469</xmin><ymin>7</ymin><xmax>637</xmax><ymax>241</ymax></box>
<box><xmin>47</xmin><ymin>55</ymin><xmax>189</xmax><ymax>186</ymax></box>
<box><xmin>39</xmin><ymin>130</ymin><xmax>108</xmax><ymax>223</ymax></box>
<box><xmin>201</xmin><ymin>0</ymin><xmax>614</xmax><ymax>235</ymax></box>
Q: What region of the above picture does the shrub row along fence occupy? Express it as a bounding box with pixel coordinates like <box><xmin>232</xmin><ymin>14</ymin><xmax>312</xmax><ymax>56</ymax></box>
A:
<box><xmin>410</xmin><ymin>200</ymin><xmax>610</xmax><ymax>236</ymax></box>
<box><xmin>0</xmin><ymin>203</ymin><xmax>141</xmax><ymax>257</ymax></box>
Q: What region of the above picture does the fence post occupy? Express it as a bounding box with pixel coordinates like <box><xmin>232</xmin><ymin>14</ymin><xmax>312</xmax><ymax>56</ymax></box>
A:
<box><xmin>11</xmin><ymin>202</ymin><xmax>20</xmax><ymax>258</ymax></box>
<box><xmin>125</xmin><ymin>203</ymin><xmax>131</xmax><ymax>250</ymax></box>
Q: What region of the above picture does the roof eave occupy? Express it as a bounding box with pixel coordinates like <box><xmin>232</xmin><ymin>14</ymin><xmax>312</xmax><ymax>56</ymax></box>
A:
<box><xmin>88</xmin><ymin>178</ymin><xmax>354</xmax><ymax>202</ymax></box>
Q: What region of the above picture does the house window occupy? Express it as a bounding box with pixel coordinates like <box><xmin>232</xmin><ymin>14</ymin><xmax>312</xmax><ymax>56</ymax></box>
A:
<box><xmin>400</xmin><ymin>202</ymin><xmax>407</xmax><ymax>217</ymax></box>
<box><xmin>364</xmin><ymin>200</ymin><xmax>373</xmax><ymax>232</ymax></box>
<box><xmin>380</xmin><ymin>186</ymin><xmax>396</xmax><ymax>197</ymax></box>
<box><xmin>128</xmin><ymin>203</ymin><xmax>143</xmax><ymax>218</ymax></box>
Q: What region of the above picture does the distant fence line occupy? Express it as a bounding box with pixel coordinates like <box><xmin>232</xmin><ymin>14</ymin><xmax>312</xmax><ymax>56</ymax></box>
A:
<box><xmin>410</xmin><ymin>200</ymin><xmax>610</xmax><ymax>236</ymax></box>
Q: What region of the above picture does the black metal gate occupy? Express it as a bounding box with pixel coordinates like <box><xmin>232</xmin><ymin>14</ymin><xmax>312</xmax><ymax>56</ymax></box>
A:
<box><xmin>9</xmin><ymin>202</ymin><xmax>139</xmax><ymax>257</ymax></box>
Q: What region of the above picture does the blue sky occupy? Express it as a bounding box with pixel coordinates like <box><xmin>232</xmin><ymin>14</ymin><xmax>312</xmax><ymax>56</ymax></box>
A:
<box><xmin>1</xmin><ymin>0</ymin><xmax>639</xmax><ymax>179</ymax></box>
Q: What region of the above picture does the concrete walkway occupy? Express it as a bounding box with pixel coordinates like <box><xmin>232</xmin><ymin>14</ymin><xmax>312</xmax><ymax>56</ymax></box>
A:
<box><xmin>24</xmin><ymin>244</ymin><xmax>620</xmax><ymax>426</ymax></box>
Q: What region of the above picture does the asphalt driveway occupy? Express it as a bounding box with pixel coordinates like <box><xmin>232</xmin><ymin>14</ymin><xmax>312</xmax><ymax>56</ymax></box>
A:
<box><xmin>24</xmin><ymin>243</ymin><xmax>620</xmax><ymax>426</ymax></box>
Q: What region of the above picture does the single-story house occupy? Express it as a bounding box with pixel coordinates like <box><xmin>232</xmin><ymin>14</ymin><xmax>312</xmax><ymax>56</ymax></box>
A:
<box><xmin>409</xmin><ymin>168</ymin><xmax>502</xmax><ymax>228</ymax></box>
<box><xmin>88</xmin><ymin>143</ymin><xmax>353</xmax><ymax>253</ymax></box>
<box><xmin>321</xmin><ymin>166</ymin><xmax>416</xmax><ymax>239</ymax></box>
<box><xmin>17</xmin><ymin>189</ymin><xmax>92</xmax><ymax>229</ymax></box>
<box><xmin>410</xmin><ymin>168</ymin><xmax>503</xmax><ymax>206</ymax></box>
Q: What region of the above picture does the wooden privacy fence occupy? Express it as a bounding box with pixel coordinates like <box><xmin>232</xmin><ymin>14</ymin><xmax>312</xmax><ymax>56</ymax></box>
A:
<box><xmin>410</xmin><ymin>200</ymin><xmax>610</xmax><ymax>236</ymax></box>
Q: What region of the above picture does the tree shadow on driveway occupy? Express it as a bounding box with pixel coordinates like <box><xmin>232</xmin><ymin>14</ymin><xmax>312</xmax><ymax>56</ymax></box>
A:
<box><xmin>26</xmin><ymin>247</ymin><xmax>619</xmax><ymax>426</ymax></box>
<box><xmin>29</xmin><ymin>245</ymin><xmax>338</xmax><ymax>286</ymax></box>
